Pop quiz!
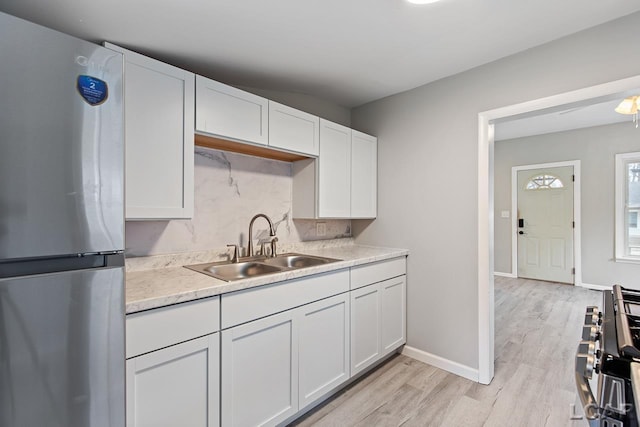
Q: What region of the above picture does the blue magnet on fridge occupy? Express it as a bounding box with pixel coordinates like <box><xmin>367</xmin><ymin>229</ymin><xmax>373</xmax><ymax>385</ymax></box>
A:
<box><xmin>77</xmin><ymin>75</ymin><xmax>108</xmax><ymax>106</ymax></box>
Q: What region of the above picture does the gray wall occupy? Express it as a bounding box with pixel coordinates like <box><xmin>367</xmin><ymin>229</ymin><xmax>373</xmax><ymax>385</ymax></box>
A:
<box><xmin>494</xmin><ymin>122</ymin><xmax>640</xmax><ymax>287</ymax></box>
<box><xmin>351</xmin><ymin>12</ymin><xmax>640</xmax><ymax>371</ymax></box>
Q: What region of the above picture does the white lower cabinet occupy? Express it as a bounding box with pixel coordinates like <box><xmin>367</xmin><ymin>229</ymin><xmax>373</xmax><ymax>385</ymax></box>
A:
<box><xmin>350</xmin><ymin>284</ymin><xmax>381</xmax><ymax>375</ymax></box>
<box><xmin>221</xmin><ymin>310</ymin><xmax>299</xmax><ymax>427</ymax></box>
<box><xmin>298</xmin><ymin>293</ymin><xmax>350</xmax><ymax>408</ymax></box>
<box><xmin>220</xmin><ymin>293</ymin><xmax>351</xmax><ymax>427</ymax></box>
<box><xmin>126</xmin><ymin>334</ymin><xmax>220</xmax><ymax>427</ymax></box>
<box><xmin>351</xmin><ymin>275</ymin><xmax>407</xmax><ymax>376</ymax></box>
<box><xmin>127</xmin><ymin>258</ymin><xmax>406</xmax><ymax>427</ymax></box>
<box><xmin>380</xmin><ymin>276</ymin><xmax>407</xmax><ymax>353</ymax></box>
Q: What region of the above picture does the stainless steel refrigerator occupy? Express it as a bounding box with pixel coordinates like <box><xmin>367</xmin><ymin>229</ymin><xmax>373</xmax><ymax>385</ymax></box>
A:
<box><xmin>0</xmin><ymin>12</ymin><xmax>125</xmax><ymax>427</ymax></box>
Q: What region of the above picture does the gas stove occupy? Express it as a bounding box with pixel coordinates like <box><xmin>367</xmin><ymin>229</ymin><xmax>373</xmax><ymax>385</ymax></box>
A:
<box><xmin>576</xmin><ymin>285</ymin><xmax>640</xmax><ymax>426</ymax></box>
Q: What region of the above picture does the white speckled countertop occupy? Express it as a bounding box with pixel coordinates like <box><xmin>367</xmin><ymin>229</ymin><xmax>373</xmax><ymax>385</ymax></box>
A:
<box><xmin>126</xmin><ymin>243</ymin><xmax>408</xmax><ymax>314</ymax></box>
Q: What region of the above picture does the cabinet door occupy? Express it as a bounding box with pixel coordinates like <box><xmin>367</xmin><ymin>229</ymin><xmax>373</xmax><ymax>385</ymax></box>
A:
<box><xmin>351</xmin><ymin>130</ymin><xmax>377</xmax><ymax>218</ymax></box>
<box><xmin>380</xmin><ymin>276</ymin><xmax>407</xmax><ymax>354</ymax></box>
<box><xmin>318</xmin><ymin>119</ymin><xmax>351</xmax><ymax>218</ymax></box>
<box><xmin>195</xmin><ymin>76</ymin><xmax>268</xmax><ymax>146</ymax></box>
<box><xmin>104</xmin><ymin>43</ymin><xmax>194</xmax><ymax>220</ymax></box>
<box><xmin>298</xmin><ymin>293</ymin><xmax>350</xmax><ymax>409</ymax></box>
<box><xmin>350</xmin><ymin>283</ymin><xmax>381</xmax><ymax>376</ymax></box>
<box><xmin>126</xmin><ymin>334</ymin><xmax>219</xmax><ymax>427</ymax></box>
<box><xmin>268</xmin><ymin>101</ymin><xmax>319</xmax><ymax>156</ymax></box>
<box><xmin>221</xmin><ymin>310</ymin><xmax>298</xmax><ymax>427</ymax></box>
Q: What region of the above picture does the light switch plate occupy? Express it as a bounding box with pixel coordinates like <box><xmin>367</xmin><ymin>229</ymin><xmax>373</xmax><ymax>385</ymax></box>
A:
<box><xmin>501</xmin><ymin>210</ymin><xmax>510</xmax><ymax>218</ymax></box>
<box><xmin>316</xmin><ymin>222</ymin><xmax>326</xmax><ymax>236</ymax></box>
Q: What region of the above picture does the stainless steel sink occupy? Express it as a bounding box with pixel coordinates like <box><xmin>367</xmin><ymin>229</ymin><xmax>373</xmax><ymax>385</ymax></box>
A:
<box><xmin>184</xmin><ymin>253</ymin><xmax>340</xmax><ymax>282</ymax></box>
<box><xmin>262</xmin><ymin>253</ymin><xmax>340</xmax><ymax>269</ymax></box>
<box><xmin>186</xmin><ymin>261</ymin><xmax>285</xmax><ymax>281</ymax></box>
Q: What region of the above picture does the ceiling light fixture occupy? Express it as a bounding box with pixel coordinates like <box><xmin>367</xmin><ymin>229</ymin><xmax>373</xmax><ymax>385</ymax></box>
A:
<box><xmin>406</xmin><ymin>0</ymin><xmax>442</xmax><ymax>4</ymax></box>
<box><xmin>615</xmin><ymin>96</ymin><xmax>640</xmax><ymax>128</ymax></box>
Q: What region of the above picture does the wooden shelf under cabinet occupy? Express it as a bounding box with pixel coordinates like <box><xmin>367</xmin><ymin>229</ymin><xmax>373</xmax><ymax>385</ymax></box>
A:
<box><xmin>194</xmin><ymin>133</ymin><xmax>310</xmax><ymax>162</ymax></box>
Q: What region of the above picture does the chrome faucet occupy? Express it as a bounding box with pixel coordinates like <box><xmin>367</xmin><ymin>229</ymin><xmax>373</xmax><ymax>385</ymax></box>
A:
<box><xmin>226</xmin><ymin>244</ymin><xmax>240</xmax><ymax>263</ymax></box>
<box><xmin>247</xmin><ymin>214</ymin><xmax>276</xmax><ymax>257</ymax></box>
<box><xmin>259</xmin><ymin>236</ymin><xmax>278</xmax><ymax>258</ymax></box>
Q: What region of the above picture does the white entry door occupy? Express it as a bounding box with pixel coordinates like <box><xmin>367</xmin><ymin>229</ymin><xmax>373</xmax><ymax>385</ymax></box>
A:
<box><xmin>517</xmin><ymin>166</ymin><xmax>574</xmax><ymax>284</ymax></box>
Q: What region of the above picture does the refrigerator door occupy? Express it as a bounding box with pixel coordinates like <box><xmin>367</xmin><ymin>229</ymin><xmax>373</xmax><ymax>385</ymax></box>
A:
<box><xmin>0</xmin><ymin>267</ymin><xmax>125</xmax><ymax>427</ymax></box>
<box><xmin>0</xmin><ymin>12</ymin><xmax>124</xmax><ymax>260</ymax></box>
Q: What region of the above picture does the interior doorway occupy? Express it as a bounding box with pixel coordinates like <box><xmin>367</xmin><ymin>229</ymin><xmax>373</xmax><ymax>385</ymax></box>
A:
<box><xmin>515</xmin><ymin>164</ymin><xmax>575</xmax><ymax>284</ymax></box>
<box><xmin>477</xmin><ymin>75</ymin><xmax>640</xmax><ymax>385</ymax></box>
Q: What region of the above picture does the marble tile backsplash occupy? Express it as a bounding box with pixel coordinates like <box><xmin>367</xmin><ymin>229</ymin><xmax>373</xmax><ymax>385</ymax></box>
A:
<box><xmin>125</xmin><ymin>146</ymin><xmax>351</xmax><ymax>257</ymax></box>
<box><xmin>125</xmin><ymin>237</ymin><xmax>357</xmax><ymax>272</ymax></box>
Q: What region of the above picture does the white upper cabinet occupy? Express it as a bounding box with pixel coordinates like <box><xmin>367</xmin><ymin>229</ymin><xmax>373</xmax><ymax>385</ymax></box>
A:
<box><xmin>292</xmin><ymin>120</ymin><xmax>377</xmax><ymax>219</ymax></box>
<box><xmin>195</xmin><ymin>76</ymin><xmax>268</xmax><ymax>146</ymax></box>
<box><xmin>268</xmin><ymin>101</ymin><xmax>319</xmax><ymax>156</ymax></box>
<box><xmin>351</xmin><ymin>130</ymin><xmax>377</xmax><ymax>218</ymax></box>
<box><xmin>318</xmin><ymin>119</ymin><xmax>352</xmax><ymax>218</ymax></box>
<box><xmin>104</xmin><ymin>43</ymin><xmax>194</xmax><ymax>220</ymax></box>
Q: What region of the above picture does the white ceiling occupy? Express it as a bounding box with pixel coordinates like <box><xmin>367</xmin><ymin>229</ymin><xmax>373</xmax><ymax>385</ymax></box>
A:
<box><xmin>494</xmin><ymin>98</ymin><xmax>635</xmax><ymax>141</ymax></box>
<box><xmin>1</xmin><ymin>0</ymin><xmax>639</xmax><ymax>108</ymax></box>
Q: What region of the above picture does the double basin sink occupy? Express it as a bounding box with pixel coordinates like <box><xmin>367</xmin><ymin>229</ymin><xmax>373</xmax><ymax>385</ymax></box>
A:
<box><xmin>185</xmin><ymin>253</ymin><xmax>341</xmax><ymax>282</ymax></box>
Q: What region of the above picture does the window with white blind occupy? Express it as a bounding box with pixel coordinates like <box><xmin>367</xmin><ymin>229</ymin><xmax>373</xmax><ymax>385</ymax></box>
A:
<box><xmin>615</xmin><ymin>152</ymin><xmax>640</xmax><ymax>262</ymax></box>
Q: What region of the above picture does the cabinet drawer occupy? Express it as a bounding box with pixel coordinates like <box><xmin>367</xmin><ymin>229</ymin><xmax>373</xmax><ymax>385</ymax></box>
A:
<box><xmin>126</xmin><ymin>297</ymin><xmax>220</xmax><ymax>358</ymax></box>
<box><xmin>350</xmin><ymin>257</ymin><xmax>406</xmax><ymax>290</ymax></box>
<box><xmin>221</xmin><ymin>269</ymin><xmax>349</xmax><ymax>329</ymax></box>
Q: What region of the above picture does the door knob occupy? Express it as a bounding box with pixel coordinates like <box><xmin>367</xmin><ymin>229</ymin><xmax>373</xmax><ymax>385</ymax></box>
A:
<box><xmin>518</xmin><ymin>231</ymin><xmax>525</xmax><ymax>235</ymax></box>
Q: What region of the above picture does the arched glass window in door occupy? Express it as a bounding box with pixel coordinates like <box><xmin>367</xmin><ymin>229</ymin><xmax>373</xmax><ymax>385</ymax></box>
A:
<box><xmin>525</xmin><ymin>174</ymin><xmax>564</xmax><ymax>190</ymax></box>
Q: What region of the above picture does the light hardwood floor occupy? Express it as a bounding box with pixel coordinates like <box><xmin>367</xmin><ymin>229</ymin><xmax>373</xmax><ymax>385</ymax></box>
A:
<box><xmin>290</xmin><ymin>276</ymin><xmax>602</xmax><ymax>427</ymax></box>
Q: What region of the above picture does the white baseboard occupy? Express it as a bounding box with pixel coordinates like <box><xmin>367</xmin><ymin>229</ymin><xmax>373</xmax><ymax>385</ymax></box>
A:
<box><xmin>494</xmin><ymin>271</ymin><xmax>516</xmax><ymax>278</ymax></box>
<box><xmin>493</xmin><ymin>274</ymin><xmax>608</xmax><ymax>291</ymax></box>
<box><xmin>402</xmin><ymin>346</ymin><xmax>479</xmax><ymax>382</ymax></box>
<box><xmin>578</xmin><ymin>282</ymin><xmax>612</xmax><ymax>291</ymax></box>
